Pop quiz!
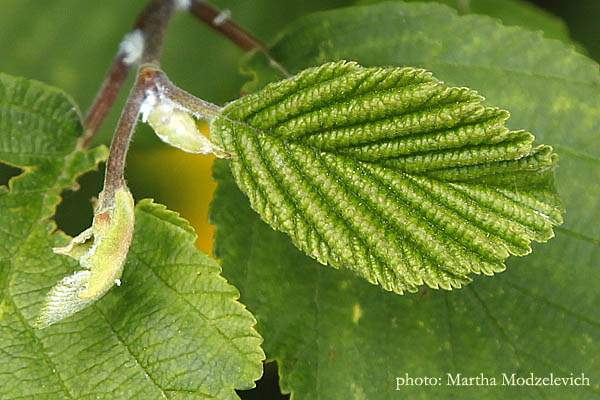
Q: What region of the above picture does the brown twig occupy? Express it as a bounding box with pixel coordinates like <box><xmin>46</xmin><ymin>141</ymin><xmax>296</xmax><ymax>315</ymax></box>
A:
<box><xmin>83</xmin><ymin>0</ymin><xmax>288</xmax><ymax>149</ymax></box>
<box><xmin>83</xmin><ymin>0</ymin><xmax>175</xmax><ymax>148</ymax></box>
<box><xmin>101</xmin><ymin>75</ymin><xmax>145</xmax><ymax>207</ymax></box>
<box><xmin>139</xmin><ymin>1</ymin><xmax>174</xmax><ymax>65</ymax></box>
<box><xmin>154</xmin><ymin>71</ymin><xmax>222</xmax><ymax>120</ymax></box>
<box><xmin>189</xmin><ymin>0</ymin><xmax>265</xmax><ymax>51</ymax></box>
<box><xmin>189</xmin><ymin>0</ymin><xmax>289</xmax><ymax>77</ymax></box>
<box><xmin>101</xmin><ymin>0</ymin><xmax>175</xmax><ymax>206</ymax></box>
<box><xmin>91</xmin><ymin>0</ymin><xmax>291</xmax><ymax>206</ymax></box>
<box><xmin>82</xmin><ymin>55</ymin><xmax>130</xmax><ymax>148</ymax></box>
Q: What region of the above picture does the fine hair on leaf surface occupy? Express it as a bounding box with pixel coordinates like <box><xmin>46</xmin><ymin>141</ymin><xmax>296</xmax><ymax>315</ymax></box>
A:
<box><xmin>210</xmin><ymin>60</ymin><xmax>564</xmax><ymax>294</ymax></box>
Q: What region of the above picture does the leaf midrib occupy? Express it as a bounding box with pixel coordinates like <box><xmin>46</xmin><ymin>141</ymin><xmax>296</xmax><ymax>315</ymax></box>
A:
<box><xmin>222</xmin><ymin>115</ymin><xmax>529</xmax><ymax>184</ymax></box>
<box><xmin>93</xmin><ymin>304</ymin><xmax>169</xmax><ymax>399</ymax></box>
<box><xmin>128</xmin><ymin>231</ymin><xmax>262</xmax><ymax>367</ymax></box>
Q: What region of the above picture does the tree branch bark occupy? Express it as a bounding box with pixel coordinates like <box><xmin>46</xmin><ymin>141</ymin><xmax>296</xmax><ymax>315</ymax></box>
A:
<box><xmin>101</xmin><ymin>0</ymin><xmax>175</xmax><ymax>206</ymax></box>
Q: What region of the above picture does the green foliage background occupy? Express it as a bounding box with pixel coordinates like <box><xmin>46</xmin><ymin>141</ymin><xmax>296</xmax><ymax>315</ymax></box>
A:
<box><xmin>0</xmin><ymin>0</ymin><xmax>598</xmax><ymax>399</ymax></box>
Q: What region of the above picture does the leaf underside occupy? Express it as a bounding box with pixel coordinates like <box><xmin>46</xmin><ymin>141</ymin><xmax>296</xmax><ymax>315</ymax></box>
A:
<box><xmin>211</xmin><ymin>60</ymin><xmax>563</xmax><ymax>294</ymax></box>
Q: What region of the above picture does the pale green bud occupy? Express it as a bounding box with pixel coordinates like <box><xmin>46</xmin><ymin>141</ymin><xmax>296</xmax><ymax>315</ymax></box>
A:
<box><xmin>145</xmin><ymin>96</ymin><xmax>229</xmax><ymax>158</ymax></box>
<box><xmin>35</xmin><ymin>186</ymin><xmax>135</xmax><ymax>328</ymax></box>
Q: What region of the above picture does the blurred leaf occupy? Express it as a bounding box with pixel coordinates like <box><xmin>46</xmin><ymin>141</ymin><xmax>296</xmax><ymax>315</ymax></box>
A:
<box><xmin>359</xmin><ymin>0</ymin><xmax>573</xmax><ymax>42</ymax></box>
<box><xmin>0</xmin><ymin>0</ymin><xmax>147</xmax><ymax>145</ymax></box>
<box><xmin>0</xmin><ymin>73</ymin><xmax>264</xmax><ymax>399</ymax></box>
<box><xmin>528</xmin><ymin>0</ymin><xmax>600</xmax><ymax>61</ymax></box>
<box><xmin>212</xmin><ymin>2</ymin><xmax>600</xmax><ymax>399</ymax></box>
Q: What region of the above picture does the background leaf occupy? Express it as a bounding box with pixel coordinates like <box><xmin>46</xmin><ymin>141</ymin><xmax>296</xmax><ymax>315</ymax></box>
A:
<box><xmin>0</xmin><ymin>74</ymin><xmax>264</xmax><ymax>399</ymax></box>
<box><xmin>529</xmin><ymin>0</ymin><xmax>600</xmax><ymax>61</ymax></box>
<box><xmin>211</xmin><ymin>2</ymin><xmax>600</xmax><ymax>399</ymax></box>
<box><xmin>359</xmin><ymin>0</ymin><xmax>574</xmax><ymax>43</ymax></box>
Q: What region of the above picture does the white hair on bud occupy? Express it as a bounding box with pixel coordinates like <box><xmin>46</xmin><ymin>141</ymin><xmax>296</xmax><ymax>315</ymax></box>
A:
<box><xmin>213</xmin><ymin>9</ymin><xmax>231</xmax><ymax>26</ymax></box>
<box><xmin>119</xmin><ymin>29</ymin><xmax>145</xmax><ymax>65</ymax></box>
<box><xmin>34</xmin><ymin>270</ymin><xmax>95</xmax><ymax>329</ymax></box>
<box><xmin>144</xmin><ymin>96</ymin><xmax>230</xmax><ymax>158</ymax></box>
<box><xmin>175</xmin><ymin>0</ymin><xmax>192</xmax><ymax>11</ymax></box>
<box><xmin>155</xmin><ymin>99</ymin><xmax>176</xmax><ymax>124</ymax></box>
<box><xmin>140</xmin><ymin>91</ymin><xmax>158</xmax><ymax>123</ymax></box>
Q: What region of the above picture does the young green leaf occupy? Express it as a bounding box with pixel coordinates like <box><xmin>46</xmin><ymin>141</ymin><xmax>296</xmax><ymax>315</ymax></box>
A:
<box><xmin>211</xmin><ymin>60</ymin><xmax>563</xmax><ymax>294</ymax></box>
<box><xmin>0</xmin><ymin>73</ymin><xmax>264</xmax><ymax>398</ymax></box>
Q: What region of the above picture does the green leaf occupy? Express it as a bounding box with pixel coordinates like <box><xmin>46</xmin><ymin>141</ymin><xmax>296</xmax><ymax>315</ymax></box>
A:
<box><xmin>211</xmin><ymin>60</ymin><xmax>562</xmax><ymax>294</ymax></box>
<box><xmin>211</xmin><ymin>2</ymin><xmax>600</xmax><ymax>399</ymax></box>
<box><xmin>0</xmin><ymin>73</ymin><xmax>264</xmax><ymax>399</ymax></box>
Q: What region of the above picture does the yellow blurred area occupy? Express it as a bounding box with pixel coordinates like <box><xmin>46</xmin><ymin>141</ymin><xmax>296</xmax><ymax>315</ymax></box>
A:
<box><xmin>127</xmin><ymin>121</ymin><xmax>217</xmax><ymax>255</ymax></box>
